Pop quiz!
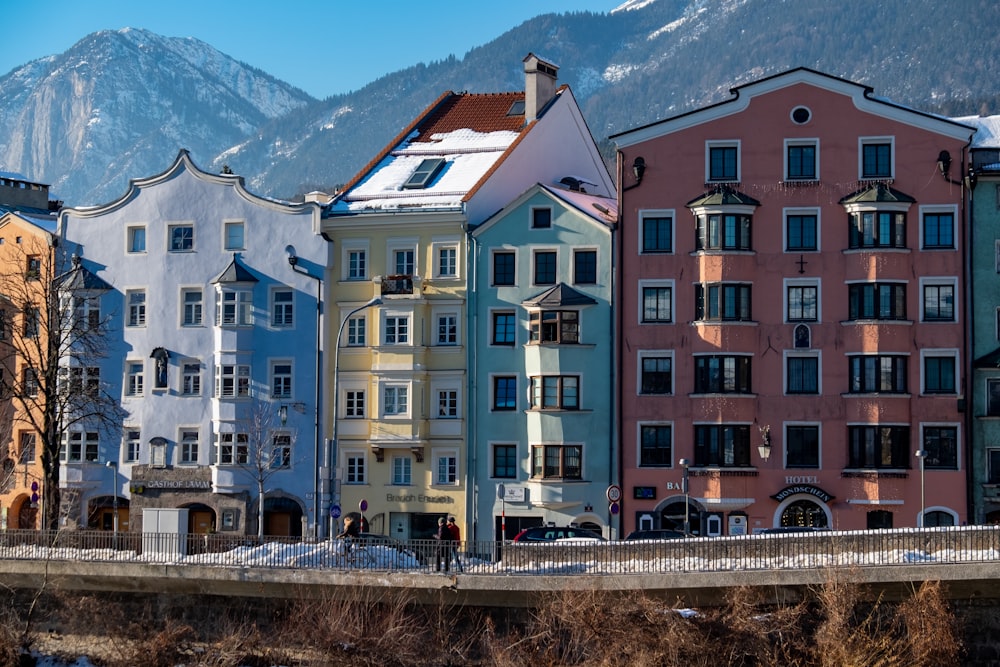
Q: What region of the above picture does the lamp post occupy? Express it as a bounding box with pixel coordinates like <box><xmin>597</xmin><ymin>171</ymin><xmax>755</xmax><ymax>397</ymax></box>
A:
<box><xmin>915</xmin><ymin>449</ymin><xmax>927</xmax><ymax>528</ymax></box>
<box><xmin>105</xmin><ymin>460</ymin><xmax>118</xmax><ymax>547</ymax></box>
<box><xmin>679</xmin><ymin>458</ymin><xmax>690</xmax><ymax>535</ymax></box>
<box><xmin>328</xmin><ymin>297</ymin><xmax>382</xmax><ymax>540</ymax></box>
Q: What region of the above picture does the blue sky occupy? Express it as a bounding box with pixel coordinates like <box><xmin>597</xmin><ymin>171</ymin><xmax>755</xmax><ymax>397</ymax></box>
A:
<box><xmin>1</xmin><ymin>1</ymin><xmax>620</xmax><ymax>99</ymax></box>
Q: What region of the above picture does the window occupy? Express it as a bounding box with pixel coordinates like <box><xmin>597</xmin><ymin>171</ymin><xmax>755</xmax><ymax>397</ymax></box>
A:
<box><xmin>216</xmin><ymin>364</ymin><xmax>250</xmax><ymax>398</ymax></box>
<box><xmin>62</xmin><ymin>431</ymin><xmax>99</xmax><ymax>463</ymax></box>
<box><xmin>168</xmin><ymin>224</ymin><xmax>194</xmax><ymax>251</ymax></box>
<box><xmin>271</xmin><ymin>433</ymin><xmax>291</xmax><ymax>469</ymax></box>
<box><xmin>786</xmin><ymin>425</ymin><xmax>819</xmax><ymax>468</ymax></box>
<box><xmin>182</xmin><ymin>289</ymin><xmax>203</xmax><ymax>326</ymax></box>
<box><xmin>639</xmin><ymin>425</ymin><xmax>672</xmax><ymax>466</ymax></box>
<box><xmin>0</xmin><ymin>309</ymin><xmax>6</xmax><ymax>340</ymax></box>
<box><xmin>218</xmin><ymin>290</ymin><xmax>252</xmax><ymax>326</ymax></box>
<box><xmin>436</xmin><ymin>313</ymin><xmax>458</xmax><ymax>345</ymax></box>
<box><xmin>392</xmin><ymin>456</ymin><xmax>412</xmax><ymax>485</ymax></box>
<box><xmin>384</xmin><ymin>315</ymin><xmax>410</xmax><ymax>345</ymax></box>
<box><xmin>848</xmin><ymin>425</ymin><xmax>909</xmax><ymax>468</ymax></box>
<box><xmin>180</xmin><ymin>430</ymin><xmax>199</xmax><ymax>464</ymax></box>
<box><xmin>272</xmin><ymin>289</ymin><xmax>293</xmax><ymax>327</ymax></box>
<box><xmin>922</xmin><ymin>283</ymin><xmax>955</xmax><ymax>322</ymax></box>
<box><xmin>346</xmin><ymin>248</ymin><xmax>367</xmax><ymax>280</ymax></box>
<box><xmin>923</xmin><ymin>355</ymin><xmax>956</xmax><ymax>394</ymax></box>
<box><xmin>848</xmin><ymin>211</ymin><xmax>906</xmax><ymax>249</ymax></box>
<box><xmin>437</xmin><ymin>389</ymin><xmax>458</xmax><ymax>418</ymax></box>
<box><xmin>861</xmin><ymin>140</ymin><xmax>892</xmax><ymax>178</ymax></box>
<box><xmin>127</xmin><ymin>226</ymin><xmax>146</xmax><ymax>253</ymax></box>
<box><xmin>492</xmin><ymin>311</ymin><xmax>515</xmax><ymax>345</ymax></box>
<box><xmin>694</xmin><ymin>355</ymin><xmax>752</xmax><ymax>394</ymax></box>
<box><xmin>345</xmin><ymin>390</ymin><xmax>365</xmax><ymax>418</ymax></box>
<box><xmin>22</xmin><ymin>368</ymin><xmax>38</xmax><ymax>397</ymax></box>
<box><xmin>989</xmin><ymin>379</ymin><xmax>1000</xmax><ymax>417</ymax></box>
<box><xmin>532</xmin><ymin>444</ymin><xmax>582</xmax><ymax>479</ymax></box>
<box><xmin>642</xmin><ymin>286</ymin><xmax>672</xmax><ymax>323</ymax></box>
<box><xmin>223</xmin><ymin>222</ymin><xmax>244</xmax><ymax>250</ymax></box>
<box><xmin>493</xmin><ymin>444</ymin><xmax>517</xmax><ymax>479</ymax></box>
<box><xmin>787</xmin><ymin>285</ymin><xmax>818</xmax><ymax>322</ymax></box>
<box><xmin>694</xmin><ymin>425</ymin><xmax>751</xmax><ymax>467</ymax></box>
<box><xmin>346</xmin><ymin>315</ymin><xmax>366</xmax><ymax>346</ymax></box>
<box><xmin>531</xmin><ymin>208</ymin><xmax>552</xmax><ymax>229</ymax></box>
<box><xmin>708</xmin><ymin>144</ymin><xmax>738</xmax><ymax>181</ymax></box>
<box><xmin>383</xmin><ymin>385</ymin><xmax>409</xmax><ymax>416</ymax></box>
<box><xmin>922</xmin><ymin>426</ymin><xmax>958</xmax><ymax>469</ymax></box>
<box><xmin>69</xmin><ymin>296</ymin><xmax>100</xmax><ymax>332</ymax></box>
<box><xmin>529</xmin><ymin>310</ymin><xmax>578</xmax><ymax>344</ymax></box>
<box><xmin>402</xmin><ymin>158</ymin><xmax>444</xmax><ymax>189</ymax></box>
<box><xmin>435</xmin><ymin>452</ymin><xmax>458</xmax><ymax>485</ymax></box>
<box><xmin>786</xmin><ymin>213</ymin><xmax>818</xmax><ymax>251</ymax></box>
<box><xmin>393</xmin><ymin>248</ymin><xmax>415</xmax><ymax>276</ymax></box>
<box><xmin>533</xmin><ymin>251</ymin><xmax>556</xmax><ymax>285</ymax></box>
<box><xmin>124</xmin><ymin>429</ymin><xmax>140</xmax><ymax>463</ymax></box>
<box><xmin>345</xmin><ymin>453</ymin><xmax>366</xmax><ymax>484</ymax></box>
<box><xmin>492</xmin><ymin>251</ymin><xmax>515</xmax><ymax>286</ymax></box>
<box><xmin>848</xmin><ymin>283</ymin><xmax>906</xmax><ymax>321</ymax></box>
<box><xmin>695</xmin><ymin>284</ymin><xmax>752</xmax><ymax>321</ymax></box>
<box><xmin>126</xmin><ymin>361</ymin><xmax>144</xmax><ymax>396</ymax></box>
<box><xmin>990</xmin><ymin>449</ymin><xmax>1000</xmax><ymax>484</ymax></box>
<box><xmin>529</xmin><ymin>375</ymin><xmax>579</xmax><ymax>410</ymax></box>
<box><xmin>493</xmin><ymin>376</ymin><xmax>517</xmax><ymax>411</ymax></box>
<box><xmin>63</xmin><ymin>366</ymin><xmax>100</xmax><ymax>397</ymax></box>
<box><xmin>23</xmin><ymin>306</ymin><xmax>38</xmax><ymax>338</ymax></box>
<box><xmin>271</xmin><ymin>362</ymin><xmax>292</xmax><ymax>399</ymax></box>
<box><xmin>219</xmin><ymin>432</ymin><xmax>249</xmax><ymax>465</ymax></box>
<box><xmin>786</xmin><ymin>141</ymin><xmax>817</xmax><ymax>180</ymax></box>
<box><xmin>19</xmin><ymin>432</ymin><xmax>36</xmax><ymax>465</ymax></box>
<box><xmin>126</xmin><ymin>290</ymin><xmax>146</xmax><ymax>327</ymax></box>
<box><xmin>436</xmin><ymin>245</ymin><xmax>457</xmax><ymax>278</ymax></box>
<box><xmin>182</xmin><ymin>362</ymin><xmax>201</xmax><ymax>396</ymax></box>
<box><xmin>642</xmin><ymin>215</ymin><xmax>673</xmax><ymax>253</ymax></box>
<box><xmin>695</xmin><ymin>214</ymin><xmax>752</xmax><ymax>251</ymax></box>
<box><xmin>640</xmin><ymin>356</ymin><xmax>672</xmax><ymax>394</ymax></box>
<box><xmin>25</xmin><ymin>256</ymin><xmax>40</xmax><ymax>280</ymax></box>
<box><xmin>923</xmin><ymin>211</ymin><xmax>955</xmax><ymax>249</ymax></box>
<box><xmin>573</xmin><ymin>250</ymin><xmax>597</xmax><ymax>284</ymax></box>
<box><xmin>786</xmin><ymin>355</ymin><xmax>819</xmax><ymax>394</ymax></box>
<box><xmin>849</xmin><ymin>355</ymin><xmax>907</xmax><ymax>394</ymax></box>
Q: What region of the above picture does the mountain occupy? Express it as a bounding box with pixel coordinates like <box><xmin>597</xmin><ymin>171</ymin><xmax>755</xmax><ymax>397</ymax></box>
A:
<box><xmin>2</xmin><ymin>0</ymin><xmax>1000</xmax><ymax>205</ymax></box>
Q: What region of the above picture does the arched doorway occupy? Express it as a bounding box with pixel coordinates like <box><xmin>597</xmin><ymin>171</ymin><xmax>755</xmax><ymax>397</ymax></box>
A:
<box><xmin>184</xmin><ymin>503</ymin><xmax>216</xmax><ymax>534</ymax></box>
<box><xmin>264</xmin><ymin>497</ymin><xmax>303</xmax><ymax>537</ymax></box>
<box><xmin>923</xmin><ymin>510</ymin><xmax>956</xmax><ymax>527</ymax></box>
<box><xmin>779</xmin><ymin>499</ymin><xmax>829</xmax><ymax>529</ymax></box>
<box><xmin>9</xmin><ymin>494</ymin><xmax>37</xmax><ymax>529</ymax></box>
<box><xmin>659</xmin><ymin>498</ymin><xmax>701</xmax><ymax>535</ymax></box>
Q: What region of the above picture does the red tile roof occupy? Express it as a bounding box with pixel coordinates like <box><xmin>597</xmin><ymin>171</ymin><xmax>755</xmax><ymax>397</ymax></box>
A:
<box><xmin>413</xmin><ymin>92</ymin><xmax>525</xmax><ymax>140</ymax></box>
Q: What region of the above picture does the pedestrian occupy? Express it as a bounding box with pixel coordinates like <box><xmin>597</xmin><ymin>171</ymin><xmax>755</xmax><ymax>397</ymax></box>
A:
<box><xmin>447</xmin><ymin>516</ymin><xmax>463</xmax><ymax>572</ymax></box>
<box><xmin>434</xmin><ymin>517</ymin><xmax>450</xmax><ymax>572</ymax></box>
<box><xmin>336</xmin><ymin>515</ymin><xmax>360</xmax><ymax>554</ymax></box>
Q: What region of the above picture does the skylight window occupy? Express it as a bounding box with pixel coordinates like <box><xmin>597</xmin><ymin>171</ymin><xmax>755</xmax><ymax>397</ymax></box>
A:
<box><xmin>402</xmin><ymin>158</ymin><xmax>445</xmax><ymax>190</ymax></box>
<box><xmin>507</xmin><ymin>100</ymin><xmax>526</xmax><ymax>116</ymax></box>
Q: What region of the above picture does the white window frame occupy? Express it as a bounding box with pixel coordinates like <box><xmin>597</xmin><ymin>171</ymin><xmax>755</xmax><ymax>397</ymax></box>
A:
<box><xmin>167</xmin><ymin>223</ymin><xmax>194</xmax><ymax>252</ymax></box>
<box><xmin>919</xmin><ymin>204</ymin><xmax>958</xmax><ymax>250</ymax></box>
<box><xmin>783</xmin><ymin>138</ymin><xmax>820</xmax><ymax>181</ymax></box>
<box><xmin>637</xmin><ymin>350</ymin><xmax>674</xmax><ymax>396</ymax></box>
<box><xmin>434</xmin><ymin>309</ymin><xmax>460</xmax><ymax>346</ymax></box>
<box><xmin>124</xmin><ymin>429</ymin><xmax>141</xmax><ymax>463</ymax></box>
<box><xmin>387</xmin><ymin>238</ymin><xmax>418</xmax><ymax>277</ymax></box>
<box><xmin>217</xmin><ymin>430</ymin><xmax>249</xmax><ymax>465</ymax></box>
<box><xmin>344</xmin><ymin>388</ymin><xmax>366</xmax><ymax>418</ymax></box>
<box><xmin>433</xmin><ymin>448</ymin><xmax>459</xmax><ymax>486</ymax></box>
<box><xmin>783</xmin><ymin>207</ymin><xmax>822</xmax><ymax>252</ymax></box>
<box><xmin>179</xmin><ymin>429</ymin><xmax>199</xmax><ymax>465</ymax></box>
<box><xmin>270</xmin><ymin>432</ymin><xmax>291</xmax><ymax>469</ymax></box>
<box><xmin>784</xmin><ymin>350</ymin><xmax>822</xmax><ymax>395</ymax></box>
<box><xmin>919</xmin><ymin>276</ymin><xmax>958</xmax><ymax>323</ymax></box>
<box><xmin>784</xmin><ymin>278</ymin><xmax>821</xmax><ymax>323</ymax></box>
<box><xmin>126</xmin><ymin>225</ymin><xmax>146</xmax><ymax>254</ymax></box>
<box><xmin>271</xmin><ymin>287</ymin><xmax>294</xmax><ymax>328</ymax></box>
<box><xmin>435</xmin><ymin>386</ymin><xmax>460</xmax><ymax>419</ymax></box>
<box><xmin>181</xmin><ymin>287</ymin><xmax>203</xmax><ymax>327</ymax></box>
<box><xmin>382</xmin><ymin>383</ymin><xmax>410</xmax><ymax>418</ymax></box>
<box><xmin>346</xmin><ymin>314</ymin><xmax>367</xmax><ymax>347</ymax></box>
<box><xmin>920</xmin><ymin>348</ymin><xmax>959</xmax><ymax>395</ymax></box>
<box><xmin>216</xmin><ymin>363</ymin><xmax>251</xmax><ymax>398</ymax></box>
<box><xmin>432</xmin><ymin>239</ymin><xmax>460</xmax><ymax>279</ymax></box>
<box><xmin>342</xmin><ymin>241</ymin><xmax>369</xmax><ymax>281</ymax></box>
<box><xmin>270</xmin><ymin>360</ymin><xmax>293</xmax><ymax>399</ymax></box>
<box><xmin>638</xmin><ymin>209</ymin><xmax>675</xmax><ymax>255</ymax></box>
<box><xmin>531</xmin><ymin>247</ymin><xmax>560</xmax><ymax>286</ymax></box>
<box><xmin>858</xmin><ymin>136</ymin><xmax>895</xmax><ymax>180</ymax></box>
<box><xmin>638</xmin><ymin>279</ymin><xmax>674</xmax><ymax>324</ymax></box>
<box><xmin>382</xmin><ymin>311</ymin><xmax>412</xmax><ymax>346</ymax></box>
<box><xmin>223</xmin><ymin>220</ymin><xmax>245</xmax><ymax>251</ymax></box>
<box><xmin>217</xmin><ymin>288</ymin><xmax>253</xmax><ymax>327</ymax></box>
<box><xmin>125</xmin><ymin>360</ymin><xmax>144</xmax><ymax>397</ymax></box>
<box><xmin>391</xmin><ymin>455</ymin><xmax>412</xmax><ymax>485</ymax></box>
<box><xmin>182</xmin><ymin>360</ymin><xmax>201</xmax><ymax>396</ymax></box>
<box><xmin>705</xmin><ymin>140</ymin><xmax>741</xmax><ymax>183</ymax></box>
<box><xmin>344</xmin><ymin>450</ymin><xmax>367</xmax><ymax>484</ymax></box>
<box><xmin>490</xmin><ymin>248</ymin><xmax>518</xmax><ymax>287</ymax></box>
<box><xmin>126</xmin><ymin>289</ymin><xmax>146</xmax><ymax>327</ymax></box>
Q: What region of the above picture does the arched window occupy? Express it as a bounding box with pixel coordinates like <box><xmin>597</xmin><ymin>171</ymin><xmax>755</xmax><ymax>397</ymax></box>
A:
<box><xmin>780</xmin><ymin>499</ymin><xmax>828</xmax><ymax>528</ymax></box>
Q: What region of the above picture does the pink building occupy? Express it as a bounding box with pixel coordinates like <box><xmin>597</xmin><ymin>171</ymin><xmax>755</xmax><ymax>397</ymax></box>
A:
<box><xmin>612</xmin><ymin>68</ymin><xmax>974</xmax><ymax>535</ymax></box>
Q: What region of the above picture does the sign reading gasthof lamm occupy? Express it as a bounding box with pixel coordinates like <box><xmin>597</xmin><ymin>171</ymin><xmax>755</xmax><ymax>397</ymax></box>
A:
<box><xmin>771</xmin><ymin>485</ymin><xmax>834</xmax><ymax>503</ymax></box>
<box><xmin>143</xmin><ymin>480</ymin><xmax>212</xmax><ymax>489</ymax></box>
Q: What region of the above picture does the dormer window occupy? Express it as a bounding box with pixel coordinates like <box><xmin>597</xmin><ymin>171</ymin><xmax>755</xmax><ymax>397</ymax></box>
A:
<box><xmin>402</xmin><ymin>158</ymin><xmax>445</xmax><ymax>189</ymax></box>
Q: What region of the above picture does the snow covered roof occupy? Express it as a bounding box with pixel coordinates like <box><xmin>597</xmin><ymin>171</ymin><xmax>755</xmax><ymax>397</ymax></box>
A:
<box><xmin>328</xmin><ymin>92</ymin><xmax>531</xmax><ymax>214</ymax></box>
<box><xmin>954</xmin><ymin>114</ymin><xmax>1000</xmax><ymax>148</ymax></box>
<box><xmin>0</xmin><ymin>209</ymin><xmax>57</xmax><ymax>234</ymax></box>
<box><xmin>539</xmin><ymin>184</ymin><xmax>618</xmax><ymax>226</ymax></box>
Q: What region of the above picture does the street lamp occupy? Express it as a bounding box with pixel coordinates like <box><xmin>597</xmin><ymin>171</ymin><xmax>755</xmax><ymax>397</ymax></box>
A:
<box><xmin>915</xmin><ymin>449</ymin><xmax>927</xmax><ymax>528</ymax></box>
<box><xmin>678</xmin><ymin>458</ymin><xmax>690</xmax><ymax>535</ymax></box>
<box><xmin>105</xmin><ymin>460</ymin><xmax>119</xmax><ymax>547</ymax></box>
<box><xmin>328</xmin><ymin>297</ymin><xmax>382</xmax><ymax>540</ymax></box>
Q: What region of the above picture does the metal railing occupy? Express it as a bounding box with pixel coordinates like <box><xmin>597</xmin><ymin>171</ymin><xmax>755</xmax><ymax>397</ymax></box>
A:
<box><xmin>0</xmin><ymin>525</ymin><xmax>998</xmax><ymax>575</ymax></box>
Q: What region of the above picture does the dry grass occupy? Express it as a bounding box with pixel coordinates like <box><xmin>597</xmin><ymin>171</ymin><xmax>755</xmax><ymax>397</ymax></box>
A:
<box><xmin>0</xmin><ymin>578</ymin><xmax>967</xmax><ymax>667</ymax></box>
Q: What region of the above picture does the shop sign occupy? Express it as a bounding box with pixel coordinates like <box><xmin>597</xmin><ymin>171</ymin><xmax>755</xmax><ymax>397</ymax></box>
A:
<box><xmin>142</xmin><ymin>480</ymin><xmax>212</xmax><ymax>490</ymax></box>
<box><xmin>771</xmin><ymin>484</ymin><xmax>834</xmax><ymax>503</ymax></box>
<box><xmin>385</xmin><ymin>493</ymin><xmax>456</xmax><ymax>504</ymax></box>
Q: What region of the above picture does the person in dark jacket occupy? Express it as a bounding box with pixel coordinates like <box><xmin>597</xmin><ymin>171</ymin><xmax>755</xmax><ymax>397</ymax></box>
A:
<box><xmin>434</xmin><ymin>517</ymin><xmax>450</xmax><ymax>572</ymax></box>
<box><xmin>337</xmin><ymin>515</ymin><xmax>360</xmax><ymax>553</ymax></box>
<box><xmin>447</xmin><ymin>517</ymin><xmax>463</xmax><ymax>572</ymax></box>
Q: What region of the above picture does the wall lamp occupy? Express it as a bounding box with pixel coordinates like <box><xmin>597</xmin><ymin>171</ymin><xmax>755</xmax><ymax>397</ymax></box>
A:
<box><xmin>936</xmin><ymin>149</ymin><xmax>975</xmax><ymax>188</ymax></box>
<box><xmin>757</xmin><ymin>424</ymin><xmax>772</xmax><ymax>462</ymax></box>
<box><xmin>622</xmin><ymin>156</ymin><xmax>646</xmax><ymax>192</ymax></box>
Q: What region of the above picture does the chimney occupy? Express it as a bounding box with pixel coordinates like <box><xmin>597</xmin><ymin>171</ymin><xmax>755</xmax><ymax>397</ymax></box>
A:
<box><xmin>523</xmin><ymin>53</ymin><xmax>559</xmax><ymax>123</ymax></box>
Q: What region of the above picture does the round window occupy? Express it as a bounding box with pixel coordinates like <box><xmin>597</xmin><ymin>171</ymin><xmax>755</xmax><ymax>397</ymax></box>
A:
<box><xmin>791</xmin><ymin>106</ymin><xmax>811</xmax><ymax>124</ymax></box>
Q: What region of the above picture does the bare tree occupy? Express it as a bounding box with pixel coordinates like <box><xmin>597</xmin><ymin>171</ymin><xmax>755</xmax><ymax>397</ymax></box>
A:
<box><xmin>231</xmin><ymin>398</ymin><xmax>299</xmax><ymax>539</ymax></box>
<box><xmin>0</xmin><ymin>236</ymin><xmax>124</xmax><ymax>531</ymax></box>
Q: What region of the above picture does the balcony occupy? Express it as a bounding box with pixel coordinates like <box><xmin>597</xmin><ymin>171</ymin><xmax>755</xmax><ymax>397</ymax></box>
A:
<box><xmin>381</xmin><ymin>275</ymin><xmax>414</xmax><ymax>295</ymax></box>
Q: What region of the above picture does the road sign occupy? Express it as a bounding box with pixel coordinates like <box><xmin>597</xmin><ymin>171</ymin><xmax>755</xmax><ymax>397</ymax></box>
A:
<box><xmin>359</xmin><ymin>499</ymin><xmax>368</xmax><ymax>512</ymax></box>
<box><xmin>497</xmin><ymin>483</ymin><xmax>506</xmax><ymax>501</ymax></box>
<box><xmin>329</xmin><ymin>504</ymin><xmax>341</xmax><ymax>519</ymax></box>
<box><xmin>606</xmin><ymin>485</ymin><xmax>622</xmax><ymax>503</ymax></box>
<box><xmin>609</xmin><ymin>502</ymin><xmax>620</xmax><ymax>515</ymax></box>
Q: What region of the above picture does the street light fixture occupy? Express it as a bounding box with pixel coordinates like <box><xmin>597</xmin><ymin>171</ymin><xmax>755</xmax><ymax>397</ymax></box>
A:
<box><xmin>915</xmin><ymin>449</ymin><xmax>927</xmax><ymax>528</ymax></box>
<box><xmin>679</xmin><ymin>458</ymin><xmax>690</xmax><ymax>536</ymax></box>
<box><xmin>328</xmin><ymin>297</ymin><xmax>382</xmax><ymax>540</ymax></box>
<box><xmin>105</xmin><ymin>460</ymin><xmax>119</xmax><ymax>547</ymax></box>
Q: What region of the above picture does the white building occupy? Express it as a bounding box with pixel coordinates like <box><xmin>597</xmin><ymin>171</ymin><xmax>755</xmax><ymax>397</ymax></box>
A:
<box><xmin>58</xmin><ymin>150</ymin><xmax>328</xmax><ymax>536</ymax></box>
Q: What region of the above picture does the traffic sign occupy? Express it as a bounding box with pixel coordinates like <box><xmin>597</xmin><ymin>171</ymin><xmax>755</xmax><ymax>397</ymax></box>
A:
<box><xmin>359</xmin><ymin>499</ymin><xmax>368</xmax><ymax>512</ymax></box>
<box><xmin>497</xmin><ymin>483</ymin><xmax>506</xmax><ymax>501</ymax></box>
<box><xmin>606</xmin><ymin>485</ymin><xmax>622</xmax><ymax>503</ymax></box>
<box><xmin>329</xmin><ymin>504</ymin><xmax>341</xmax><ymax>519</ymax></box>
<box><xmin>609</xmin><ymin>502</ymin><xmax>620</xmax><ymax>515</ymax></box>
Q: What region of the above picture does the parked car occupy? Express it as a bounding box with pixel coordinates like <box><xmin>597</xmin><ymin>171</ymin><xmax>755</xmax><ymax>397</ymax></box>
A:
<box><xmin>624</xmin><ymin>529</ymin><xmax>686</xmax><ymax>541</ymax></box>
<box><xmin>512</xmin><ymin>526</ymin><xmax>606</xmax><ymax>542</ymax></box>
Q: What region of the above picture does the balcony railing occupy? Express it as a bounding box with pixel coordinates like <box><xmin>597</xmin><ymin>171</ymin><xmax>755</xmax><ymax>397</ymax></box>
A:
<box><xmin>381</xmin><ymin>275</ymin><xmax>414</xmax><ymax>295</ymax></box>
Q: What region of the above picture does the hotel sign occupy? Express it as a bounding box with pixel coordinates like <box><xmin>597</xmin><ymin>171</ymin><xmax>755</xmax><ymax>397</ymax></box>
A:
<box><xmin>771</xmin><ymin>484</ymin><xmax>834</xmax><ymax>503</ymax></box>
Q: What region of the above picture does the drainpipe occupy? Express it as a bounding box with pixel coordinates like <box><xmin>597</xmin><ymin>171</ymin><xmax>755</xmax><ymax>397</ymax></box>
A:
<box><xmin>465</xmin><ymin>225</ymin><xmax>479</xmax><ymax>541</ymax></box>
